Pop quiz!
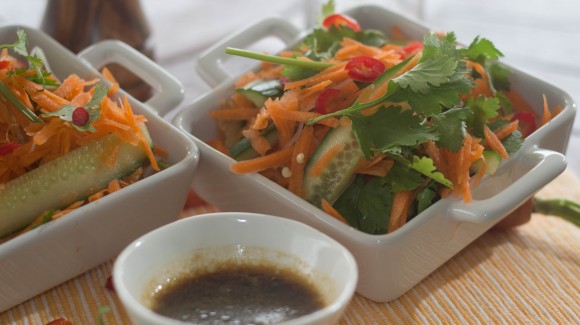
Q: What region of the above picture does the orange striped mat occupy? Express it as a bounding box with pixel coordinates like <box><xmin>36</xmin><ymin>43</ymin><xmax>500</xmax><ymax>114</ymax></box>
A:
<box><xmin>2</xmin><ymin>170</ymin><xmax>579</xmax><ymax>324</ymax></box>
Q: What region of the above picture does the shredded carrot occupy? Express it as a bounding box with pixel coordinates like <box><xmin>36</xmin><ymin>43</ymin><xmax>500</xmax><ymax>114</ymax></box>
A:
<box><xmin>484</xmin><ymin>124</ymin><xmax>509</xmax><ymax>159</ymax></box>
<box><xmin>242</xmin><ymin>128</ymin><xmax>271</xmax><ymax>156</ymax></box>
<box><xmin>268</xmin><ymin>108</ymin><xmax>339</xmax><ymax>128</ymax></box>
<box><xmin>539</xmin><ymin>94</ymin><xmax>552</xmax><ymax>127</ymax></box>
<box><xmin>308</xmin><ymin>143</ymin><xmax>346</xmax><ymax>177</ymax></box>
<box><xmin>288</xmin><ymin>125</ymin><xmax>314</xmax><ymax>197</ymax></box>
<box><xmin>357</xmin><ymin>158</ymin><xmax>394</xmax><ymax>177</ymax></box>
<box><xmin>284</xmin><ymin>62</ymin><xmax>349</xmax><ymax>90</ymax></box>
<box><xmin>230</xmin><ymin>146</ymin><xmax>294</xmax><ymax>174</ymax></box>
<box><xmin>321</xmin><ymin>199</ymin><xmax>348</xmax><ymax>224</ymax></box>
<box><xmin>494</xmin><ymin>120</ymin><xmax>519</xmax><ymax>140</ymax></box>
<box><xmin>210</xmin><ymin>107</ymin><xmax>261</xmax><ymax>120</ymax></box>
<box><xmin>387</xmin><ymin>190</ymin><xmax>414</xmax><ymax>232</ymax></box>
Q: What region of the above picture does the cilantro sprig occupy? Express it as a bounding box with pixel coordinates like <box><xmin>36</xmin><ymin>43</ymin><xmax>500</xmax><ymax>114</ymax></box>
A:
<box><xmin>0</xmin><ymin>29</ymin><xmax>48</xmax><ymax>88</ymax></box>
<box><xmin>42</xmin><ymin>83</ymin><xmax>108</xmax><ymax>132</ymax></box>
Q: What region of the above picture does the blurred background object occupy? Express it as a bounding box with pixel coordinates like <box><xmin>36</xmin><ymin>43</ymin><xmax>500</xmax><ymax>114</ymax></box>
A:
<box><xmin>41</xmin><ymin>0</ymin><xmax>154</xmax><ymax>101</ymax></box>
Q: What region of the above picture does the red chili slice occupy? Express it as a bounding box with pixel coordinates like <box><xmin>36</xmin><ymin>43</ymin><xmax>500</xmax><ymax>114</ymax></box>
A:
<box><xmin>105</xmin><ymin>275</ymin><xmax>116</xmax><ymax>293</ymax></box>
<box><xmin>315</xmin><ymin>88</ymin><xmax>356</xmax><ymax>114</ymax></box>
<box><xmin>72</xmin><ymin>106</ymin><xmax>90</xmax><ymax>126</ymax></box>
<box><xmin>345</xmin><ymin>56</ymin><xmax>386</xmax><ymax>82</ymax></box>
<box><xmin>398</xmin><ymin>41</ymin><xmax>423</xmax><ymax>59</ymax></box>
<box><xmin>45</xmin><ymin>318</ymin><xmax>73</xmax><ymax>325</ymax></box>
<box><xmin>511</xmin><ymin>111</ymin><xmax>536</xmax><ymax>138</ymax></box>
<box><xmin>0</xmin><ymin>60</ymin><xmax>10</xmax><ymax>70</ymax></box>
<box><xmin>0</xmin><ymin>142</ymin><xmax>21</xmax><ymax>156</ymax></box>
<box><xmin>322</xmin><ymin>14</ymin><xmax>361</xmax><ymax>32</ymax></box>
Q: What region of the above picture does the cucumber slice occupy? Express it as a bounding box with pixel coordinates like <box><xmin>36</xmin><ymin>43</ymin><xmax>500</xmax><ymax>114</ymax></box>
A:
<box><xmin>470</xmin><ymin>150</ymin><xmax>502</xmax><ymax>176</ymax></box>
<box><xmin>229</xmin><ymin>126</ymin><xmax>279</xmax><ymax>160</ymax></box>
<box><xmin>302</xmin><ymin>124</ymin><xmax>365</xmax><ymax>207</ymax></box>
<box><xmin>0</xmin><ymin>126</ymin><xmax>152</xmax><ymax>236</ymax></box>
<box><xmin>236</xmin><ymin>79</ymin><xmax>283</xmax><ymax>107</ymax></box>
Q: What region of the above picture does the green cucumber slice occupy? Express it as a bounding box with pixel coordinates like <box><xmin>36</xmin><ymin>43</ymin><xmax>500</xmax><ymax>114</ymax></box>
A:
<box><xmin>236</xmin><ymin>79</ymin><xmax>283</xmax><ymax>107</ymax></box>
<box><xmin>302</xmin><ymin>124</ymin><xmax>365</xmax><ymax>207</ymax></box>
<box><xmin>470</xmin><ymin>150</ymin><xmax>502</xmax><ymax>176</ymax></box>
<box><xmin>229</xmin><ymin>126</ymin><xmax>279</xmax><ymax>160</ymax></box>
<box><xmin>0</xmin><ymin>126</ymin><xmax>153</xmax><ymax>236</ymax></box>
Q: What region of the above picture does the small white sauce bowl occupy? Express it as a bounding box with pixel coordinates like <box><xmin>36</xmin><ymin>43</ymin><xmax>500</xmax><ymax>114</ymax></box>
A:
<box><xmin>113</xmin><ymin>212</ymin><xmax>358</xmax><ymax>325</ymax></box>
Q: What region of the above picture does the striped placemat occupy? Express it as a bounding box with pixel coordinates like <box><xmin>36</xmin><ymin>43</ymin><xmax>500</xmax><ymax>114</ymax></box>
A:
<box><xmin>2</xmin><ymin>171</ymin><xmax>579</xmax><ymax>324</ymax></box>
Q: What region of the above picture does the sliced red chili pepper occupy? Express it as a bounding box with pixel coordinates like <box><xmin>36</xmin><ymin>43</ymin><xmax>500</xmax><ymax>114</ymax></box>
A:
<box><xmin>511</xmin><ymin>111</ymin><xmax>536</xmax><ymax>138</ymax></box>
<box><xmin>398</xmin><ymin>41</ymin><xmax>423</xmax><ymax>59</ymax></box>
<box><xmin>105</xmin><ymin>275</ymin><xmax>116</xmax><ymax>293</ymax></box>
<box><xmin>45</xmin><ymin>318</ymin><xmax>73</xmax><ymax>325</ymax></box>
<box><xmin>345</xmin><ymin>56</ymin><xmax>386</xmax><ymax>82</ymax></box>
<box><xmin>315</xmin><ymin>88</ymin><xmax>343</xmax><ymax>114</ymax></box>
<box><xmin>72</xmin><ymin>106</ymin><xmax>90</xmax><ymax>126</ymax></box>
<box><xmin>322</xmin><ymin>14</ymin><xmax>361</xmax><ymax>32</ymax></box>
<box><xmin>0</xmin><ymin>142</ymin><xmax>21</xmax><ymax>156</ymax></box>
<box><xmin>0</xmin><ymin>60</ymin><xmax>10</xmax><ymax>70</ymax></box>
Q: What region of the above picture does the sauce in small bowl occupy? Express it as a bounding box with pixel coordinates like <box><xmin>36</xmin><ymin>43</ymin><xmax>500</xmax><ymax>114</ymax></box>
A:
<box><xmin>114</xmin><ymin>213</ymin><xmax>358</xmax><ymax>325</ymax></box>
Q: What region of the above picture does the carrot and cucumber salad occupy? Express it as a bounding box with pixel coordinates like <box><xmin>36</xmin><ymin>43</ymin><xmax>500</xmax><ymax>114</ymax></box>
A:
<box><xmin>0</xmin><ymin>29</ymin><xmax>162</xmax><ymax>240</ymax></box>
<box><xmin>208</xmin><ymin>4</ymin><xmax>569</xmax><ymax>234</ymax></box>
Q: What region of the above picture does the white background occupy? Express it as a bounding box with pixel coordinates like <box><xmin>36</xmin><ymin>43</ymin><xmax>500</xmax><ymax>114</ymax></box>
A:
<box><xmin>2</xmin><ymin>0</ymin><xmax>578</xmax><ymax>176</ymax></box>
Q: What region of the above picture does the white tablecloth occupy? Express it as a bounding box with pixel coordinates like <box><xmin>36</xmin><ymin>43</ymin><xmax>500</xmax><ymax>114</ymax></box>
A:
<box><xmin>2</xmin><ymin>0</ymin><xmax>579</xmax><ymax>176</ymax></box>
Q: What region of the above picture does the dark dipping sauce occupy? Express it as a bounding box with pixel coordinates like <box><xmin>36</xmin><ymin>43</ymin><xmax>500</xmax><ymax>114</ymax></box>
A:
<box><xmin>151</xmin><ymin>262</ymin><xmax>326</xmax><ymax>324</ymax></box>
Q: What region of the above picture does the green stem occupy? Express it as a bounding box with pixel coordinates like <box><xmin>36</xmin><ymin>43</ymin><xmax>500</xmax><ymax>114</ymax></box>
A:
<box><xmin>532</xmin><ymin>197</ymin><xmax>580</xmax><ymax>227</ymax></box>
<box><xmin>0</xmin><ymin>81</ymin><xmax>43</xmax><ymax>123</ymax></box>
<box><xmin>225</xmin><ymin>47</ymin><xmax>334</xmax><ymax>71</ymax></box>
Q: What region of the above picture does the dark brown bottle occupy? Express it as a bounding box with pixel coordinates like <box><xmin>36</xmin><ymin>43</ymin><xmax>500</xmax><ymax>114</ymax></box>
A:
<box><xmin>41</xmin><ymin>0</ymin><xmax>154</xmax><ymax>101</ymax></box>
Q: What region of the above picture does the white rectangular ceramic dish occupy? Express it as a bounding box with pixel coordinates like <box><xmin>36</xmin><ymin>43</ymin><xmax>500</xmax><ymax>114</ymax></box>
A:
<box><xmin>171</xmin><ymin>5</ymin><xmax>575</xmax><ymax>302</ymax></box>
<box><xmin>0</xmin><ymin>26</ymin><xmax>199</xmax><ymax>312</ymax></box>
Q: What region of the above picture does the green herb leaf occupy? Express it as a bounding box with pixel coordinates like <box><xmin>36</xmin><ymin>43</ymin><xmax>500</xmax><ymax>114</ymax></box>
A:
<box><xmin>430</xmin><ymin>106</ymin><xmax>473</xmax><ymax>152</ymax></box>
<box><xmin>0</xmin><ymin>29</ymin><xmax>49</xmax><ymax>88</ymax></box>
<box><xmin>461</xmin><ymin>36</ymin><xmax>504</xmax><ymax>64</ymax></box>
<box><xmin>320</xmin><ymin>0</ymin><xmax>335</xmax><ymax>21</ymax></box>
<box><xmin>42</xmin><ymin>84</ymin><xmax>108</xmax><ymax>132</ymax></box>
<box><xmin>466</xmin><ymin>96</ymin><xmax>500</xmax><ymax>138</ymax></box>
<box><xmin>489</xmin><ymin>62</ymin><xmax>511</xmax><ymax>92</ymax></box>
<box><xmin>416</xmin><ymin>182</ymin><xmax>438</xmax><ymax>214</ymax></box>
<box><xmin>409</xmin><ymin>155</ymin><xmax>453</xmax><ymax>188</ymax></box>
<box><xmin>350</xmin><ymin>107</ymin><xmax>438</xmax><ymax>159</ymax></box>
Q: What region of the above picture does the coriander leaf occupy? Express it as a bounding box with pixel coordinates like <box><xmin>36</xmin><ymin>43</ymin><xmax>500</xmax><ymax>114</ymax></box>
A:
<box><xmin>466</xmin><ymin>96</ymin><xmax>500</xmax><ymax>138</ymax></box>
<box><xmin>489</xmin><ymin>62</ymin><xmax>511</xmax><ymax>92</ymax></box>
<box><xmin>0</xmin><ymin>29</ymin><xmax>48</xmax><ymax>88</ymax></box>
<box><xmin>333</xmin><ymin>176</ymin><xmax>364</xmax><ymax>228</ymax></box>
<box><xmin>390</xmin><ymin>77</ymin><xmax>473</xmax><ymax>115</ymax></box>
<box><xmin>350</xmin><ymin>106</ymin><xmax>438</xmax><ymax>159</ymax></box>
<box><xmin>356</xmin><ymin>29</ymin><xmax>389</xmax><ymax>47</ymax></box>
<box><xmin>393</xmin><ymin>55</ymin><xmax>458</xmax><ymax>93</ymax></box>
<box><xmin>496</xmin><ymin>91</ymin><xmax>513</xmax><ymax>115</ymax></box>
<box><xmin>409</xmin><ymin>155</ymin><xmax>453</xmax><ymax>188</ymax></box>
<box><xmin>356</xmin><ymin>176</ymin><xmax>392</xmax><ymax>234</ymax></box>
<box><xmin>430</xmin><ymin>106</ymin><xmax>473</xmax><ymax>151</ymax></box>
<box><xmin>320</xmin><ymin>0</ymin><xmax>335</xmax><ymax>21</ymax></box>
<box><xmin>386</xmin><ymin>162</ymin><xmax>424</xmax><ymax>192</ymax></box>
<box><xmin>416</xmin><ymin>182</ymin><xmax>438</xmax><ymax>214</ymax></box>
<box><xmin>86</xmin><ymin>83</ymin><xmax>109</xmax><ymax>109</ymax></box>
<box><xmin>42</xmin><ymin>84</ymin><xmax>108</xmax><ymax>132</ymax></box>
<box><xmin>461</xmin><ymin>36</ymin><xmax>504</xmax><ymax>64</ymax></box>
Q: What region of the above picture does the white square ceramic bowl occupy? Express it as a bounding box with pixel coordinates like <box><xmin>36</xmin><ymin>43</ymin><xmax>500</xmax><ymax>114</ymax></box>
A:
<box><xmin>172</xmin><ymin>5</ymin><xmax>575</xmax><ymax>302</ymax></box>
<box><xmin>0</xmin><ymin>26</ymin><xmax>199</xmax><ymax>312</ymax></box>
